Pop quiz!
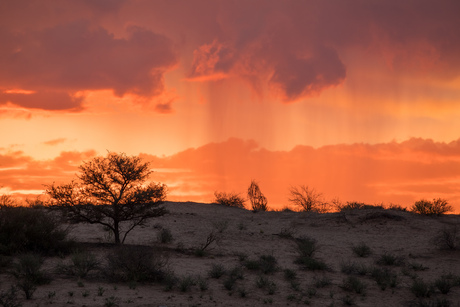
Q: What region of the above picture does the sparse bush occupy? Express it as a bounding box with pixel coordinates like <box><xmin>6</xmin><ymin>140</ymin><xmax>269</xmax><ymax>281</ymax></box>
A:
<box><xmin>196</xmin><ymin>275</ymin><xmax>208</xmax><ymax>291</ymax></box>
<box><xmin>376</xmin><ymin>252</ymin><xmax>404</xmax><ymax>266</ymax></box>
<box><xmin>209</xmin><ymin>264</ymin><xmax>226</xmax><ymax>279</ymax></box>
<box><xmin>247</xmin><ymin>180</ymin><xmax>268</xmax><ymax>212</ymax></box>
<box><xmin>178</xmin><ymin>275</ymin><xmax>195</xmax><ymax>292</ymax></box>
<box><xmin>104</xmin><ymin>296</ymin><xmax>120</xmax><ymax>307</ymax></box>
<box><xmin>259</xmin><ymin>255</ymin><xmax>278</xmax><ymax>274</ymax></box>
<box><xmin>283</xmin><ymin>268</ymin><xmax>297</xmax><ymax>281</ymax></box>
<box><xmin>434</xmin><ymin>226</ymin><xmax>459</xmax><ymax>250</ymax></box>
<box><xmin>197</xmin><ymin>231</ymin><xmax>220</xmax><ymax>255</ymax></box>
<box><xmin>212</xmin><ymin>219</ymin><xmax>229</xmax><ymax>233</ymax></box>
<box><xmin>13</xmin><ymin>253</ymin><xmax>51</xmax><ymax>299</ymax></box>
<box><xmin>386</xmin><ymin>203</ymin><xmax>407</xmax><ymax>211</ymax></box>
<box><xmin>157</xmin><ymin>227</ymin><xmax>173</xmax><ymax>244</ymax></box>
<box><xmin>256</xmin><ymin>275</ymin><xmax>277</xmax><ymax>294</ymax></box>
<box><xmin>104</xmin><ymin>245</ymin><xmax>168</xmax><ymax>283</ymax></box>
<box><xmin>351</xmin><ymin>242</ymin><xmax>372</xmax><ymax>257</ymax></box>
<box><xmin>214</xmin><ymin>192</ymin><xmax>246</xmax><ymax>209</ymax></box>
<box><xmin>0</xmin><ymin>206</ymin><xmax>73</xmax><ymax>256</ymax></box>
<box><xmin>229</xmin><ymin>266</ymin><xmax>244</xmax><ymax>280</ymax></box>
<box><xmin>58</xmin><ymin>249</ymin><xmax>99</xmax><ymax>278</ymax></box>
<box><xmin>224</xmin><ymin>276</ymin><xmax>237</xmax><ymax>290</ymax></box>
<box><xmin>294</xmin><ymin>236</ymin><xmax>328</xmax><ymax>271</ymax></box>
<box><xmin>295</xmin><ymin>236</ymin><xmax>318</xmax><ymax>258</ymax></box>
<box><xmin>341</xmin><ymin>276</ymin><xmax>366</xmax><ymax>295</ymax></box>
<box><xmin>288</xmin><ymin>185</ymin><xmax>329</xmax><ymax>213</ymax></box>
<box><xmin>338</xmin><ymin>202</ymin><xmax>382</xmax><ymax>211</ymax></box>
<box><xmin>370</xmin><ymin>267</ymin><xmax>398</xmax><ymax>290</ymax></box>
<box><xmin>411</xmin><ymin>198</ymin><xmax>452</xmax><ymax>216</ymax></box>
<box><xmin>434</xmin><ymin>274</ymin><xmax>456</xmax><ymax>294</ymax></box>
<box><xmin>411</xmin><ymin>279</ymin><xmax>434</xmax><ymax>298</ymax></box>
<box><xmin>244</xmin><ymin>255</ymin><xmax>277</xmax><ymax>274</ymax></box>
<box><xmin>341</xmin><ymin>261</ymin><xmax>368</xmax><ymax>275</ymax></box>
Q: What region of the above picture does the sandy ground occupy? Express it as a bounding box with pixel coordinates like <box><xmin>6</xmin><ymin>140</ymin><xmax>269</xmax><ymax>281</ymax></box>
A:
<box><xmin>2</xmin><ymin>201</ymin><xmax>460</xmax><ymax>306</ymax></box>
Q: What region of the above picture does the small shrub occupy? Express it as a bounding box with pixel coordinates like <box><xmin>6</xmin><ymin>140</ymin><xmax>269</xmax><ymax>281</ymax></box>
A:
<box><xmin>13</xmin><ymin>253</ymin><xmax>51</xmax><ymax>299</ymax></box>
<box><xmin>386</xmin><ymin>203</ymin><xmax>407</xmax><ymax>211</ymax></box>
<box><xmin>104</xmin><ymin>296</ymin><xmax>120</xmax><ymax>307</ymax></box>
<box><xmin>212</xmin><ymin>219</ymin><xmax>230</xmax><ymax>233</ymax></box>
<box><xmin>163</xmin><ymin>272</ymin><xmax>178</xmax><ymax>291</ymax></box>
<box><xmin>338</xmin><ymin>202</ymin><xmax>382</xmax><ymax>211</ymax></box>
<box><xmin>295</xmin><ymin>236</ymin><xmax>318</xmax><ymax>258</ymax></box>
<box><xmin>434</xmin><ymin>274</ymin><xmax>456</xmax><ymax>294</ymax></box>
<box><xmin>283</xmin><ymin>268</ymin><xmax>297</xmax><ymax>281</ymax></box>
<box><xmin>97</xmin><ymin>287</ymin><xmax>105</xmax><ymax>296</ymax></box>
<box><xmin>411</xmin><ymin>279</ymin><xmax>433</xmax><ymax>298</ymax></box>
<box><xmin>197</xmin><ymin>231</ymin><xmax>220</xmax><ymax>254</ymax></box>
<box><xmin>104</xmin><ymin>245</ymin><xmax>168</xmax><ymax>283</ymax></box>
<box><xmin>196</xmin><ymin>275</ymin><xmax>208</xmax><ymax>291</ymax></box>
<box><xmin>351</xmin><ymin>242</ymin><xmax>372</xmax><ymax>258</ymax></box>
<box><xmin>157</xmin><ymin>228</ymin><xmax>173</xmax><ymax>244</ymax></box>
<box><xmin>259</xmin><ymin>255</ymin><xmax>278</xmax><ymax>274</ymax></box>
<box><xmin>411</xmin><ymin>198</ymin><xmax>452</xmax><ymax>216</ymax></box>
<box><xmin>208</xmin><ymin>264</ymin><xmax>226</xmax><ymax>279</ymax></box>
<box><xmin>238</xmin><ymin>286</ymin><xmax>247</xmax><ymax>298</ymax></box>
<box><xmin>370</xmin><ymin>267</ymin><xmax>398</xmax><ymax>290</ymax></box>
<box><xmin>58</xmin><ymin>249</ymin><xmax>99</xmax><ymax>278</ymax></box>
<box><xmin>247</xmin><ymin>180</ymin><xmax>268</xmax><ymax>212</ymax></box>
<box><xmin>214</xmin><ymin>192</ymin><xmax>246</xmax><ymax>209</ymax></box>
<box><xmin>244</xmin><ymin>259</ymin><xmax>261</xmax><ymax>271</ymax></box>
<box><xmin>229</xmin><ymin>266</ymin><xmax>244</xmax><ymax>280</ymax></box>
<box><xmin>434</xmin><ymin>226</ymin><xmax>459</xmax><ymax>250</ymax></box>
<box><xmin>178</xmin><ymin>275</ymin><xmax>195</xmax><ymax>292</ymax></box>
<box><xmin>341</xmin><ymin>261</ymin><xmax>367</xmax><ymax>275</ymax></box>
<box><xmin>288</xmin><ymin>185</ymin><xmax>329</xmax><ymax>213</ymax></box>
<box><xmin>341</xmin><ymin>276</ymin><xmax>366</xmax><ymax>295</ymax></box>
<box><xmin>224</xmin><ymin>276</ymin><xmax>237</xmax><ymax>290</ymax></box>
<box><xmin>376</xmin><ymin>252</ymin><xmax>404</xmax><ymax>266</ymax></box>
<box><xmin>256</xmin><ymin>276</ymin><xmax>276</xmax><ymax>294</ymax></box>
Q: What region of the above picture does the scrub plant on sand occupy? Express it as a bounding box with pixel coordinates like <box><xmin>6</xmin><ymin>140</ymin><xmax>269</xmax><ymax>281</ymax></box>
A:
<box><xmin>46</xmin><ymin>152</ymin><xmax>167</xmax><ymax>244</ymax></box>
<box><xmin>247</xmin><ymin>180</ymin><xmax>268</xmax><ymax>212</ymax></box>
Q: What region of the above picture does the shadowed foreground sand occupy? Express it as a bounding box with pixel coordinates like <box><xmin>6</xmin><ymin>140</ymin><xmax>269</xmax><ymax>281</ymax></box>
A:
<box><xmin>3</xmin><ymin>201</ymin><xmax>460</xmax><ymax>306</ymax></box>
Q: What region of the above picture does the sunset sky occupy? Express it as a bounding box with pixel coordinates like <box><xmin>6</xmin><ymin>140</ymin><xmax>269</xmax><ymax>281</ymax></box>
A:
<box><xmin>1</xmin><ymin>0</ymin><xmax>460</xmax><ymax>211</ymax></box>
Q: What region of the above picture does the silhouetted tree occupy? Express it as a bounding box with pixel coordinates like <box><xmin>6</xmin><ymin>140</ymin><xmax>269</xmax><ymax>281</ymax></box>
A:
<box><xmin>288</xmin><ymin>185</ymin><xmax>329</xmax><ymax>213</ymax></box>
<box><xmin>46</xmin><ymin>152</ymin><xmax>167</xmax><ymax>244</ymax></box>
<box><xmin>247</xmin><ymin>180</ymin><xmax>268</xmax><ymax>211</ymax></box>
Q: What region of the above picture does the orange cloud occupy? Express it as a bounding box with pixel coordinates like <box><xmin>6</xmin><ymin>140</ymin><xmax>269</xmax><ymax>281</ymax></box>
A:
<box><xmin>43</xmin><ymin>138</ymin><xmax>67</xmax><ymax>146</ymax></box>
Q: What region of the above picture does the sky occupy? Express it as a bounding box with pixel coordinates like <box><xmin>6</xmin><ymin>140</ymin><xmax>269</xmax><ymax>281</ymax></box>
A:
<box><xmin>1</xmin><ymin>0</ymin><xmax>460</xmax><ymax>211</ymax></box>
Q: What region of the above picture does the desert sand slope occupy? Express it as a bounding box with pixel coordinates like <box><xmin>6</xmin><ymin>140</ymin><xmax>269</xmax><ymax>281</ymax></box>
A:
<box><xmin>2</xmin><ymin>201</ymin><xmax>460</xmax><ymax>306</ymax></box>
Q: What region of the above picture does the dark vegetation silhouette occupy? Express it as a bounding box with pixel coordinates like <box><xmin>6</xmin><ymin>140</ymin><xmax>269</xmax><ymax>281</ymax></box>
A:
<box><xmin>0</xmin><ymin>205</ymin><xmax>72</xmax><ymax>256</ymax></box>
<box><xmin>247</xmin><ymin>180</ymin><xmax>268</xmax><ymax>212</ymax></box>
<box><xmin>411</xmin><ymin>198</ymin><xmax>452</xmax><ymax>216</ymax></box>
<box><xmin>46</xmin><ymin>152</ymin><xmax>167</xmax><ymax>244</ymax></box>
<box><xmin>214</xmin><ymin>191</ymin><xmax>246</xmax><ymax>208</ymax></box>
<box><xmin>288</xmin><ymin>185</ymin><xmax>329</xmax><ymax>213</ymax></box>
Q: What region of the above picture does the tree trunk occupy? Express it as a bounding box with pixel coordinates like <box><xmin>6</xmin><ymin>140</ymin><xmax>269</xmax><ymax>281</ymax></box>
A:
<box><xmin>114</xmin><ymin>221</ymin><xmax>121</xmax><ymax>244</ymax></box>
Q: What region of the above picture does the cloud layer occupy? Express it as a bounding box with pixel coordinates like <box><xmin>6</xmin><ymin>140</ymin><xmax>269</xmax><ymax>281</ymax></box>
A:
<box><xmin>1</xmin><ymin>0</ymin><xmax>459</xmax><ymax>111</ymax></box>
